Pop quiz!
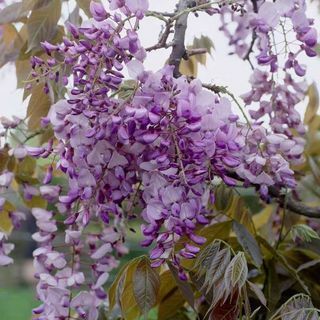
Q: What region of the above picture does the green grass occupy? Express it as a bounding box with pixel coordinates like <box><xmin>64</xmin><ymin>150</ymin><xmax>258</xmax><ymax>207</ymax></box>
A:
<box><xmin>0</xmin><ymin>287</ymin><xmax>38</xmax><ymax>320</ymax></box>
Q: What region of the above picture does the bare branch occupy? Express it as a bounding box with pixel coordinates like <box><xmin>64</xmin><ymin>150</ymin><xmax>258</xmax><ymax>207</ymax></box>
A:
<box><xmin>146</xmin><ymin>10</ymin><xmax>175</xmax><ymax>18</ymax></box>
<box><xmin>269</xmin><ymin>187</ymin><xmax>320</xmax><ymax>218</ymax></box>
<box><xmin>145</xmin><ymin>20</ymin><xmax>174</xmax><ymax>52</ymax></box>
<box><xmin>168</xmin><ymin>0</ymin><xmax>194</xmax><ymax>77</ymax></box>
<box><xmin>243</xmin><ymin>31</ymin><xmax>256</xmax><ymax>65</ymax></box>
<box><xmin>243</xmin><ymin>0</ymin><xmax>258</xmax><ymax>65</ymax></box>
<box><xmin>185</xmin><ymin>47</ymin><xmax>207</xmax><ymax>57</ymax></box>
<box><xmin>202</xmin><ymin>82</ymin><xmax>228</xmax><ymax>94</ymax></box>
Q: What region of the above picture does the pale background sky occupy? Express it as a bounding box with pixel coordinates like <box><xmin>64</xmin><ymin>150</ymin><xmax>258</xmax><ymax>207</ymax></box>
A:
<box><xmin>0</xmin><ymin>0</ymin><xmax>319</xmax><ymax>119</ymax></box>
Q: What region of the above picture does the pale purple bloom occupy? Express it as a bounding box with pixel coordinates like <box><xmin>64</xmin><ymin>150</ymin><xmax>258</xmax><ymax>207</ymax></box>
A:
<box><xmin>0</xmin><ymin>171</ymin><xmax>13</xmax><ymax>187</ymax></box>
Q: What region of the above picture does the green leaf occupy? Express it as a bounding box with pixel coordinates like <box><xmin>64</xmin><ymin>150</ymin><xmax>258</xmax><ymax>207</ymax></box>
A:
<box><xmin>307</xmin><ymin>157</ymin><xmax>320</xmax><ymax>185</ymax></box>
<box><xmin>109</xmin><ymin>258</ymin><xmax>137</xmax><ymax>312</ymax></box>
<box><xmin>118</xmin><ymin>80</ymin><xmax>137</xmax><ymax>100</ymax></box>
<box><xmin>291</xmin><ymin>224</ymin><xmax>320</xmax><ymax>243</ymax></box>
<box><xmin>252</xmin><ymin>205</ymin><xmax>274</xmax><ymax>230</ymax></box>
<box><xmin>258</xmin><ymin>236</ymin><xmax>310</xmax><ymax>295</ymax></box>
<box><xmin>193</xmin><ymin>35</ymin><xmax>214</xmax><ymax>55</ymax></box>
<box><xmin>193</xmin><ymin>240</ymin><xmax>221</xmax><ymax>279</ymax></box>
<box><xmin>76</xmin><ymin>0</ymin><xmax>98</xmax><ymax>17</ymax></box>
<box><xmin>157</xmin><ymin>270</ymin><xmax>185</xmax><ymax>320</ymax></box>
<box><xmin>270</xmin><ymin>294</ymin><xmax>319</xmax><ymax>320</ymax></box>
<box><xmin>15</xmin><ymin>156</ymin><xmax>36</xmax><ymax>177</ymax></box>
<box><xmin>213</xmin><ymin>184</ymin><xmax>234</xmax><ymax>212</ymax></box>
<box><xmin>179</xmin><ymin>55</ymin><xmax>198</xmax><ymax>77</ymax></box>
<box><xmin>167</xmin><ymin>261</ymin><xmax>195</xmax><ymax>309</ymax></box>
<box><xmin>0</xmin><ymin>145</ymin><xmax>10</xmax><ymax>172</ymax></box>
<box><xmin>203</xmin><ymin>247</ymin><xmax>231</xmax><ymax>294</ymax></box>
<box><xmin>224</xmin><ymin>251</ymin><xmax>248</xmax><ymax>290</ymax></box>
<box><xmin>26</xmin><ymin>0</ymin><xmax>61</xmax><ymax>52</ymax></box>
<box><xmin>110</xmin><ymin>256</ymin><xmax>158</xmax><ymax>319</ymax></box>
<box><xmin>198</xmin><ymin>221</ymin><xmax>232</xmax><ymax>243</ymax></box>
<box><xmin>120</xmin><ymin>258</ymin><xmax>142</xmax><ymax>320</ymax></box>
<box><xmin>15</xmin><ymin>59</ymin><xmax>32</xmax><ymax>88</ymax></box>
<box><xmin>133</xmin><ymin>257</ymin><xmax>160</xmax><ymax>318</ymax></box>
<box><xmin>0</xmin><ymin>0</ymin><xmax>35</xmax><ymax>24</ymax></box>
<box><xmin>304</xmin><ymin>83</ymin><xmax>319</xmax><ymax>126</ymax></box>
<box><xmin>27</xmin><ymin>83</ymin><xmax>51</xmax><ymax>131</ymax></box>
<box><xmin>68</xmin><ymin>6</ymin><xmax>82</xmax><ymax>26</ymax></box>
<box><xmin>24</xmin><ymin>195</ymin><xmax>47</xmax><ymax>209</ymax></box>
<box><xmin>247</xmin><ymin>281</ymin><xmax>267</xmax><ymax>307</ymax></box>
<box><xmin>0</xmin><ymin>24</ymin><xmax>19</xmax><ymax>67</ymax></box>
<box><xmin>233</xmin><ymin>220</ymin><xmax>263</xmax><ymax>267</ymax></box>
<box><xmin>193</xmin><ymin>240</ymin><xmax>232</xmax><ymax>297</ymax></box>
<box><xmin>191</xmin><ymin>241</ymin><xmax>231</xmax><ymax>307</ymax></box>
<box><xmin>265</xmin><ymin>259</ymin><xmax>281</xmax><ymax>314</ymax></box>
<box><xmin>0</xmin><ymin>201</ymin><xmax>15</xmax><ymax>234</ymax></box>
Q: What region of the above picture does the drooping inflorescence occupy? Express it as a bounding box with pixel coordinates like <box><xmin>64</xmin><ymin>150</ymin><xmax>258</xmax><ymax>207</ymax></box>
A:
<box><xmin>0</xmin><ymin>0</ymin><xmax>317</xmax><ymax>319</ymax></box>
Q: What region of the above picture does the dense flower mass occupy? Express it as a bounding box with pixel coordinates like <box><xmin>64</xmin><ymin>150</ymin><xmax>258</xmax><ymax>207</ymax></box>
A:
<box><xmin>0</xmin><ymin>0</ymin><xmax>318</xmax><ymax>319</ymax></box>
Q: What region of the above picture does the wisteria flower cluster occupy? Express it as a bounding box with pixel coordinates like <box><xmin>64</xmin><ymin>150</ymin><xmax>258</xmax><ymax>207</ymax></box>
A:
<box><xmin>0</xmin><ymin>0</ymin><xmax>318</xmax><ymax>319</ymax></box>
<box><xmin>220</xmin><ymin>0</ymin><xmax>317</xmax><ymax>162</ymax></box>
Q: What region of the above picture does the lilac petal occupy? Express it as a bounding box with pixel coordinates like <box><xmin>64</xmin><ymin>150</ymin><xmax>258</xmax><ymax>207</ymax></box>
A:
<box><xmin>189</xmin><ymin>234</ymin><xmax>206</xmax><ymax>245</ymax></box>
<box><xmin>0</xmin><ymin>255</ymin><xmax>13</xmax><ymax>266</ymax></box>
<box><xmin>150</xmin><ymin>247</ymin><xmax>164</xmax><ymax>259</ymax></box>
<box><xmin>126</xmin><ymin>59</ymin><xmax>144</xmax><ymax>79</ymax></box>
<box><xmin>90</xmin><ymin>1</ymin><xmax>108</xmax><ymax>21</ymax></box>
<box><xmin>91</xmin><ymin>243</ymin><xmax>112</xmax><ymax>259</ymax></box>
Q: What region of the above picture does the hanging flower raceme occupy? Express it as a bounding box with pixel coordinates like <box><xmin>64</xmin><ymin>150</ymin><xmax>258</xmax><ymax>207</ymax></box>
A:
<box><xmin>220</xmin><ymin>0</ymin><xmax>317</xmax><ymax>164</ymax></box>
<box><xmin>2</xmin><ymin>0</ymin><xmax>315</xmax><ymax>319</ymax></box>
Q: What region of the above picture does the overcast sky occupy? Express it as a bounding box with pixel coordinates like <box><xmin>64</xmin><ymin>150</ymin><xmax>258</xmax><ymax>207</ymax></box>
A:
<box><xmin>1</xmin><ymin>0</ymin><xmax>319</xmax><ymax>120</ymax></box>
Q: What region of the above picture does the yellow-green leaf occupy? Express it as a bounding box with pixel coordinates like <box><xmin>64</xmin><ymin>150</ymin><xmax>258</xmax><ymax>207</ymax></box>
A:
<box><xmin>76</xmin><ymin>0</ymin><xmax>100</xmax><ymax>17</ymax></box>
<box><xmin>15</xmin><ymin>59</ymin><xmax>32</xmax><ymax>89</ymax></box>
<box><xmin>0</xmin><ymin>202</ymin><xmax>15</xmax><ymax>234</ymax></box>
<box><xmin>15</xmin><ymin>156</ymin><xmax>38</xmax><ymax>184</ymax></box>
<box><xmin>157</xmin><ymin>270</ymin><xmax>185</xmax><ymax>320</ymax></box>
<box><xmin>0</xmin><ymin>0</ymin><xmax>35</xmax><ymax>24</ymax></box>
<box><xmin>168</xmin><ymin>261</ymin><xmax>194</xmax><ymax>308</ymax></box>
<box><xmin>0</xmin><ymin>24</ymin><xmax>18</xmax><ymax>67</ymax></box>
<box><xmin>233</xmin><ymin>221</ymin><xmax>263</xmax><ymax>268</ymax></box>
<box><xmin>16</xmin><ymin>156</ymin><xmax>36</xmax><ymax>177</ymax></box>
<box><xmin>225</xmin><ymin>252</ymin><xmax>248</xmax><ymax>289</ymax></box>
<box><xmin>304</xmin><ymin>83</ymin><xmax>319</xmax><ymax>126</ymax></box>
<box><xmin>25</xmin><ymin>195</ymin><xmax>47</xmax><ymax>209</ymax></box>
<box><xmin>247</xmin><ymin>281</ymin><xmax>267</xmax><ymax>307</ymax></box>
<box><xmin>120</xmin><ymin>257</ymin><xmax>143</xmax><ymax>320</ymax></box>
<box><xmin>258</xmin><ymin>236</ymin><xmax>310</xmax><ymax>295</ymax></box>
<box><xmin>26</xmin><ymin>0</ymin><xmax>61</xmax><ymax>52</ymax></box>
<box><xmin>193</xmin><ymin>35</ymin><xmax>214</xmax><ymax>55</ymax></box>
<box><xmin>27</xmin><ymin>84</ymin><xmax>51</xmax><ymax>131</ymax></box>
<box><xmin>109</xmin><ymin>256</ymin><xmax>152</xmax><ymax>319</ymax></box>
<box><xmin>179</xmin><ymin>55</ymin><xmax>198</xmax><ymax>77</ymax></box>
<box><xmin>133</xmin><ymin>257</ymin><xmax>160</xmax><ymax>318</ymax></box>
<box><xmin>252</xmin><ymin>205</ymin><xmax>274</xmax><ymax>230</ymax></box>
<box><xmin>199</xmin><ymin>221</ymin><xmax>232</xmax><ymax>244</ymax></box>
<box><xmin>0</xmin><ymin>146</ymin><xmax>10</xmax><ymax>172</ymax></box>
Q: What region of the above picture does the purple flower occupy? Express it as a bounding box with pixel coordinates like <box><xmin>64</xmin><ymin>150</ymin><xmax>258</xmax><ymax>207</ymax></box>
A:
<box><xmin>90</xmin><ymin>1</ymin><xmax>108</xmax><ymax>21</ymax></box>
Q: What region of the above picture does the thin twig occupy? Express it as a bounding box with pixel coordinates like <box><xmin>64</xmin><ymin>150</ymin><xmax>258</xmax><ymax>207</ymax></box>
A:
<box><xmin>276</xmin><ymin>190</ymin><xmax>288</xmax><ymax>249</ymax></box>
<box><xmin>269</xmin><ymin>187</ymin><xmax>320</xmax><ymax>219</ymax></box>
<box><xmin>185</xmin><ymin>47</ymin><xmax>207</xmax><ymax>58</ymax></box>
<box><xmin>146</xmin><ymin>10</ymin><xmax>175</xmax><ymax>18</ymax></box>
<box><xmin>145</xmin><ymin>20</ymin><xmax>174</xmax><ymax>52</ymax></box>
<box><xmin>202</xmin><ymin>82</ymin><xmax>252</xmax><ymax>128</ymax></box>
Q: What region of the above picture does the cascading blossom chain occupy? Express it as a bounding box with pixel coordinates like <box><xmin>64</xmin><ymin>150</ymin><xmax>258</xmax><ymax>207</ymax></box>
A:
<box><xmin>0</xmin><ymin>0</ymin><xmax>317</xmax><ymax>319</ymax></box>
